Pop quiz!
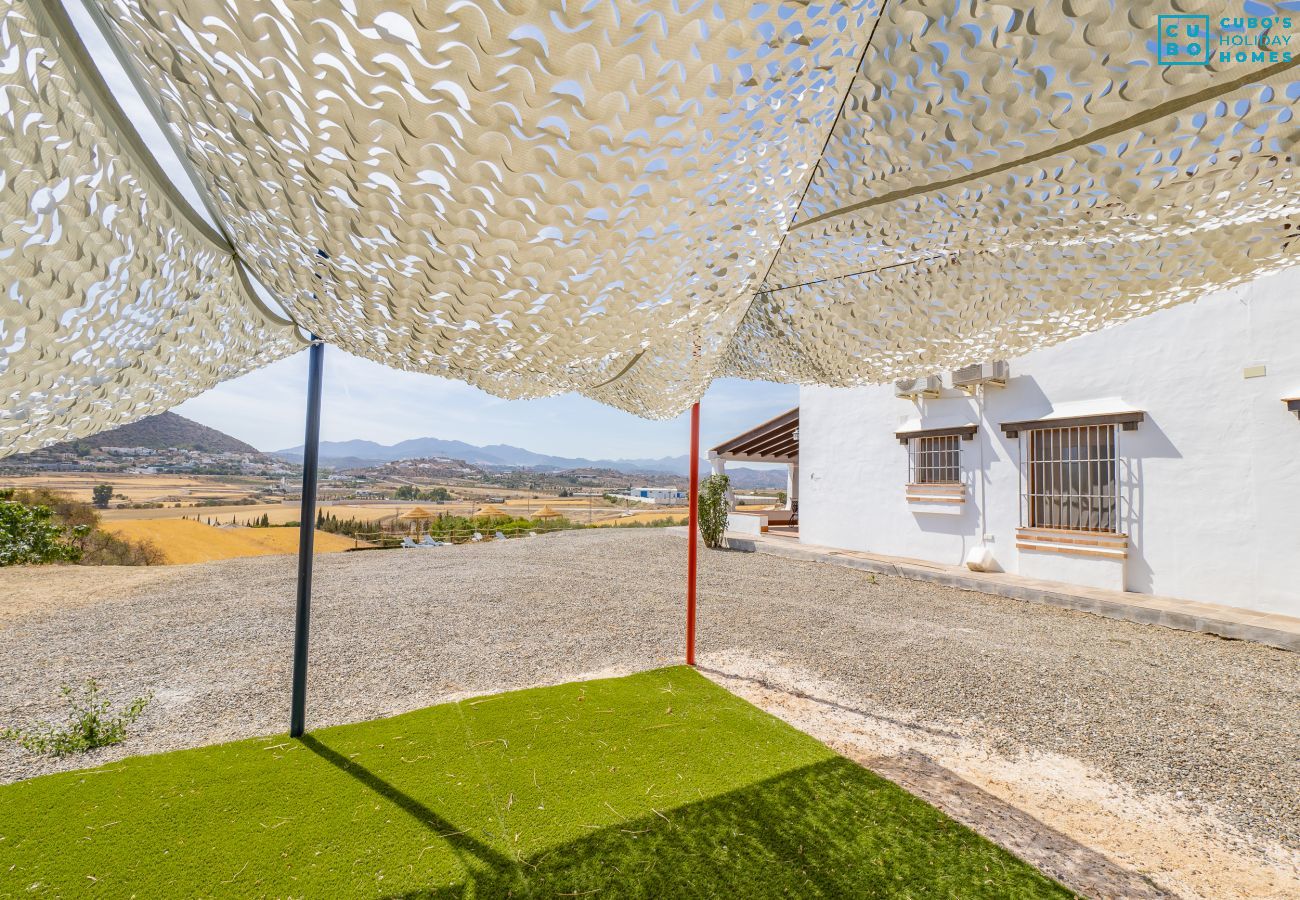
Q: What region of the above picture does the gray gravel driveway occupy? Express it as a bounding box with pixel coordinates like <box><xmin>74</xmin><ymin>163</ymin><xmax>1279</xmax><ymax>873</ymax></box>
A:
<box><xmin>1</xmin><ymin>529</ymin><xmax>1295</xmax><ymax>852</ymax></box>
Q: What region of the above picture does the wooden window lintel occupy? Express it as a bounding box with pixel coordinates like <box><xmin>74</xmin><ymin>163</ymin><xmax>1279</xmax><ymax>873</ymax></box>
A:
<box><xmin>894</xmin><ymin>424</ymin><xmax>978</xmax><ymax>445</ymax></box>
<box><xmin>1001</xmin><ymin>410</ymin><xmax>1144</xmax><ymax>438</ymax></box>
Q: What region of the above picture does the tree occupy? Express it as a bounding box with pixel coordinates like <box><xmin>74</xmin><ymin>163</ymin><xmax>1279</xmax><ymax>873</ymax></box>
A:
<box><xmin>777</xmin><ymin>490</ymin><xmax>787</xmax><ymax>507</ymax></box>
<box><xmin>91</xmin><ymin>484</ymin><xmax>113</xmax><ymax>509</ymax></box>
<box><xmin>697</xmin><ymin>473</ymin><xmax>731</xmax><ymax>550</ymax></box>
<box><xmin>0</xmin><ymin>500</ymin><xmax>84</xmax><ymax>566</ymax></box>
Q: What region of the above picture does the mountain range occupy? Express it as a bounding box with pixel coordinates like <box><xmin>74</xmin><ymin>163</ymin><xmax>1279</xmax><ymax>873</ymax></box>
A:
<box><xmin>272</xmin><ymin>437</ymin><xmax>786</xmax><ymax>488</ymax></box>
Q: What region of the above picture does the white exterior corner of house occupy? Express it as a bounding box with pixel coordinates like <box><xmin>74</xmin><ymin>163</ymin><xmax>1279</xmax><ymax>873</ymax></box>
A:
<box><xmin>797</xmin><ymin>267</ymin><xmax>1300</xmax><ymax>617</ymax></box>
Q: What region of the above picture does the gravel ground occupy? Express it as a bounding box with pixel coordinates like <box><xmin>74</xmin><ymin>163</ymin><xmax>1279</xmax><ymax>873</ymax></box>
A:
<box><xmin>1</xmin><ymin>529</ymin><xmax>1296</xmax><ymax>855</ymax></box>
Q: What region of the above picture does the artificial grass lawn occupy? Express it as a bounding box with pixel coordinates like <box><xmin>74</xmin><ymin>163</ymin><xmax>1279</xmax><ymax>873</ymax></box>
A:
<box><xmin>1</xmin><ymin>667</ymin><xmax>1071</xmax><ymax>898</ymax></box>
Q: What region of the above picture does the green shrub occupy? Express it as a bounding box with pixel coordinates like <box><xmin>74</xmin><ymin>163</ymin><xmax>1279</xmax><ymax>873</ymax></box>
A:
<box><xmin>0</xmin><ymin>499</ymin><xmax>85</xmax><ymax>565</ymax></box>
<box><xmin>697</xmin><ymin>473</ymin><xmax>730</xmax><ymax>550</ymax></box>
<box><xmin>394</xmin><ymin>485</ymin><xmax>452</xmax><ymax>502</ymax></box>
<box><xmin>0</xmin><ymin>490</ymin><xmax>160</xmax><ymax>567</ymax></box>
<box><xmin>77</xmin><ymin>530</ymin><xmax>165</xmax><ymax>566</ymax></box>
<box><xmin>2</xmin><ymin>679</ymin><xmax>152</xmax><ymax>757</ymax></box>
<box><xmin>91</xmin><ymin>484</ymin><xmax>113</xmax><ymax>509</ymax></box>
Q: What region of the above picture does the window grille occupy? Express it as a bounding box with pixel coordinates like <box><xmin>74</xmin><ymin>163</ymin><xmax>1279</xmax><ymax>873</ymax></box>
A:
<box><xmin>909</xmin><ymin>435</ymin><xmax>961</xmax><ymax>484</ymax></box>
<box><xmin>1021</xmin><ymin>424</ymin><xmax>1118</xmax><ymax>533</ymax></box>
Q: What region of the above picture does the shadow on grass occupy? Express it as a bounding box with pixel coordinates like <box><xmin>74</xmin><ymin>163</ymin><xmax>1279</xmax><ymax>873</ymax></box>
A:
<box><xmin>300</xmin><ymin>734</ymin><xmax>528</xmax><ymax>894</ymax></box>
<box><xmin>316</xmin><ymin>743</ymin><xmax>1074</xmax><ymax>900</ymax></box>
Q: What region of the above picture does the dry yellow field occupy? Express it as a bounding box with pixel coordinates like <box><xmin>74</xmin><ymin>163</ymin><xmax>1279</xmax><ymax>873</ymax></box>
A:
<box><xmin>108</xmin><ymin>501</ymin><xmax>405</xmax><ymax>523</ymax></box>
<box><xmin>102</xmin><ymin>503</ymin><xmax>299</xmax><ymax>522</ymax></box>
<box><xmin>105</xmin><ymin>519</ymin><xmax>358</xmax><ymax>565</ymax></box>
<box><xmin>0</xmin><ymin>473</ymin><xmax>261</xmax><ymax>506</ymax></box>
<box><xmin>335</xmin><ymin>500</ymin><xmax>626</xmax><ymax>522</ymax></box>
<box><xmin>501</xmin><ymin>497</ymin><xmax>594</xmax><ymax>508</ymax></box>
<box><xmin>91</xmin><ymin>491</ymin><xmax>641</xmax><ymax>530</ymax></box>
<box><xmin>591</xmin><ymin>508</ymin><xmax>689</xmax><ymax>527</ymax></box>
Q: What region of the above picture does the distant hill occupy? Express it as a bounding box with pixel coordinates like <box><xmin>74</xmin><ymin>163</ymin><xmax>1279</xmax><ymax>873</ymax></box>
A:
<box><xmin>37</xmin><ymin>412</ymin><xmax>259</xmax><ymax>455</ymax></box>
<box><xmin>274</xmin><ymin>437</ymin><xmax>787</xmax><ymax>488</ymax></box>
<box><xmin>347</xmin><ymin>457</ymin><xmax>487</xmax><ymax>480</ymax></box>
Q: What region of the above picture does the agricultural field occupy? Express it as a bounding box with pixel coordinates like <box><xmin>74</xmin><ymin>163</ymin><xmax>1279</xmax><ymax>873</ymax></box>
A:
<box><xmin>591</xmin><ymin>508</ymin><xmax>689</xmax><ymax>526</ymax></box>
<box><xmin>101</xmin><ymin>501</ymin><xmax>299</xmax><ymax>523</ymax></box>
<box><xmin>0</xmin><ymin>473</ymin><xmax>266</xmax><ymax>507</ymax></box>
<box><xmin>340</xmin><ymin>497</ymin><xmax>632</xmax><ymax>525</ymax></box>
<box><xmin>104</xmin><ymin>519</ymin><xmax>359</xmax><ymax>565</ymax></box>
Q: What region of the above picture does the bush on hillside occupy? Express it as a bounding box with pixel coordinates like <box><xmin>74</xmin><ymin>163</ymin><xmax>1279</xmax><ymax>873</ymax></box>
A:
<box><xmin>0</xmin><ymin>496</ymin><xmax>85</xmax><ymax>565</ymax></box>
<box><xmin>394</xmin><ymin>485</ymin><xmax>452</xmax><ymax>502</ymax></box>
<box><xmin>0</xmin><ymin>489</ymin><xmax>162</xmax><ymax>567</ymax></box>
<box><xmin>91</xmin><ymin>484</ymin><xmax>113</xmax><ymax>509</ymax></box>
<box><xmin>78</xmin><ymin>530</ymin><xmax>166</xmax><ymax>566</ymax></box>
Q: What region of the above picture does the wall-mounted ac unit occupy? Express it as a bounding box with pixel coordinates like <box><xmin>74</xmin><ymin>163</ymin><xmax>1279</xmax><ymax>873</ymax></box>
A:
<box><xmin>894</xmin><ymin>375</ymin><xmax>942</xmax><ymax>399</ymax></box>
<box><xmin>951</xmin><ymin>360</ymin><xmax>1009</xmax><ymax>391</ymax></box>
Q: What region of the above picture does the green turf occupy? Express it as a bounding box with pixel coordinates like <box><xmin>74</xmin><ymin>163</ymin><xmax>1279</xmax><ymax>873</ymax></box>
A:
<box><xmin>0</xmin><ymin>667</ymin><xmax>1071</xmax><ymax>898</ymax></box>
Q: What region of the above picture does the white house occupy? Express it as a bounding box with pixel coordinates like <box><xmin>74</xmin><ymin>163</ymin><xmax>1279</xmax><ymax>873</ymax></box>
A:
<box><xmin>720</xmin><ymin>268</ymin><xmax>1300</xmax><ymax>618</ymax></box>
<box><xmin>619</xmin><ymin>487</ymin><xmax>688</xmax><ymax>505</ymax></box>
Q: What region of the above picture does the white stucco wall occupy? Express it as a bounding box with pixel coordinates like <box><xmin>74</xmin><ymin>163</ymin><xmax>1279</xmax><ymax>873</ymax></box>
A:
<box><xmin>798</xmin><ymin>267</ymin><xmax>1300</xmax><ymax>616</ymax></box>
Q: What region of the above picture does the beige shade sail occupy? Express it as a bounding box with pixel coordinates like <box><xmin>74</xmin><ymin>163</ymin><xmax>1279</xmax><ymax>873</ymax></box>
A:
<box><xmin>724</xmin><ymin>3</ymin><xmax>1300</xmax><ymax>383</ymax></box>
<box><xmin>75</xmin><ymin>0</ymin><xmax>878</xmax><ymax>422</ymax></box>
<box><xmin>0</xmin><ymin>0</ymin><xmax>301</xmax><ymax>457</ymax></box>
<box><xmin>3</xmin><ymin>0</ymin><xmax>1298</xmax><ymax>457</ymax></box>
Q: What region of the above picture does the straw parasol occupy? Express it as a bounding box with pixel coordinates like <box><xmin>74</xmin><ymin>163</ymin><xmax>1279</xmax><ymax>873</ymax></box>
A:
<box><xmin>532</xmin><ymin>506</ymin><xmax>562</xmax><ymax>520</ymax></box>
<box><xmin>473</xmin><ymin>504</ymin><xmax>508</xmax><ymax>519</ymax></box>
<box><xmin>397</xmin><ymin>506</ymin><xmax>434</xmax><ymax>532</ymax></box>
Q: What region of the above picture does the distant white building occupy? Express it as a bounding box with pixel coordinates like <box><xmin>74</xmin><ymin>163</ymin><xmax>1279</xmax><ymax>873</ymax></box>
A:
<box><xmin>716</xmin><ymin>268</ymin><xmax>1300</xmax><ymax>617</ymax></box>
<box><xmin>619</xmin><ymin>487</ymin><xmax>687</xmax><ymax>505</ymax></box>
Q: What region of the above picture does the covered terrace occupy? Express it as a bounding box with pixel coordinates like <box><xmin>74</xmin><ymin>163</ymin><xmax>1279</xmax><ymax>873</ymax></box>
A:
<box><xmin>709</xmin><ymin>407</ymin><xmax>800</xmax><ymax>539</ymax></box>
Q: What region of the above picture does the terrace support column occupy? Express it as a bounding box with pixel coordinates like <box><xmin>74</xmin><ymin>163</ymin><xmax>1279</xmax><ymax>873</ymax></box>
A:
<box><xmin>710</xmin><ymin>453</ymin><xmax>733</xmax><ymax>510</ymax></box>
<box><xmin>686</xmin><ymin>401</ymin><xmax>700</xmax><ymax>666</ymax></box>
<box><xmin>290</xmin><ymin>338</ymin><xmax>325</xmax><ymax>738</ymax></box>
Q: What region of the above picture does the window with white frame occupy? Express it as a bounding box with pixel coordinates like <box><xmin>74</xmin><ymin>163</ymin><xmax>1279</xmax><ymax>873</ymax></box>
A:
<box><xmin>1023</xmin><ymin>424</ymin><xmax>1118</xmax><ymax>533</ymax></box>
<box><xmin>908</xmin><ymin>434</ymin><xmax>961</xmax><ymax>484</ymax></box>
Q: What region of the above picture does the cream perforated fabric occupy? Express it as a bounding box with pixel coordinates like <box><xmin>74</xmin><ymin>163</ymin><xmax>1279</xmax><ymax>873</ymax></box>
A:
<box><xmin>6</xmin><ymin>1</ymin><xmax>1299</xmax><ymax>442</ymax></box>
<box><xmin>89</xmin><ymin>0</ymin><xmax>879</xmax><ymax>418</ymax></box>
<box><xmin>0</xmin><ymin>0</ymin><xmax>299</xmax><ymax>456</ymax></box>
<box><xmin>726</xmin><ymin>1</ymin><xmax>1300</xmax><ymax>383</ymax></box>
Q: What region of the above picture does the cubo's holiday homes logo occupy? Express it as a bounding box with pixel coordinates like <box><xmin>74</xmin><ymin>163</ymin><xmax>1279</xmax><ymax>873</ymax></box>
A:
<box><xmin>1157</xmin><ymin>11</ymin><xmax>1294</xmax><ymax>65</ymax></box>
<box><xmin>1158</xmin><ymin>15</ymin><xmax>1211</xmax><ymax>63</ymax></box>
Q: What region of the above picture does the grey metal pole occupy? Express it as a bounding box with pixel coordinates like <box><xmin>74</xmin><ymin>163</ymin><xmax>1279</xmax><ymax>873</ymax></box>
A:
<box><xmin>290</xmin><ymin>338</ymin><xmax>325</xmax><ymax>738</ymax></box>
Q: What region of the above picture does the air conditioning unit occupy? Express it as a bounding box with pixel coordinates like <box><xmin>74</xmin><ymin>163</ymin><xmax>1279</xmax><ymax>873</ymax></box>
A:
<box><xmin>894</xmin><ymin>375</ymin><xmax>942</xmax><ymax>399</ymax></box>
<box><xmin>951</xmin><ymin>360</ymin><xmax>1009</xmax><ymax>392</ymax></box>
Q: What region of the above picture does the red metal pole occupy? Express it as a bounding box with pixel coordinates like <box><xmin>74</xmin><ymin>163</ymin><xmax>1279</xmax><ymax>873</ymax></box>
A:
<box><xmin>686</xmin><ymin>401</ymin><xmax>700</xmax><ymax>666</ymax></box>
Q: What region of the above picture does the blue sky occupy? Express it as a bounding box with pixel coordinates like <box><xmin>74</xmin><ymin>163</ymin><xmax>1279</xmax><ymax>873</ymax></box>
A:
<box><xmin>68</xmin><ymin>2</ymin><xmax>797</xmax><ymax>459</ymax></box>
<box><xmin>176</xmin><ymin>350</ymin><xmax>796</xmax><ymax>457</ymax></box>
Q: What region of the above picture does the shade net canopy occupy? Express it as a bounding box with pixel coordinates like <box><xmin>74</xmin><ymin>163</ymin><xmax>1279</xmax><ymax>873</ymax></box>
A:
<box><xmin>0</xmin><ymin>0</ymin><xmax>302</xmax><ymax>455</ymax></box>
<box><xmin>2</xmin><ymin>0</ymin><xmax>1297</xmax><ymax>456</ymax></box>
